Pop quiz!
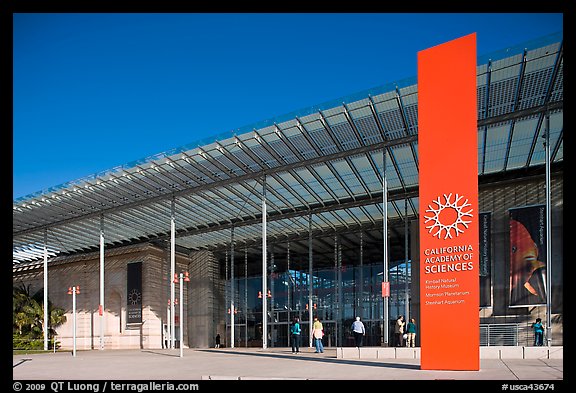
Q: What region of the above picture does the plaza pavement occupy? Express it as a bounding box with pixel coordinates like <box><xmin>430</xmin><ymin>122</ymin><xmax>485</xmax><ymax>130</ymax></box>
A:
<box><xmin>13</xmin><ymin>346</ymin><xmax>563</xmax><ymax>383</ymax></box>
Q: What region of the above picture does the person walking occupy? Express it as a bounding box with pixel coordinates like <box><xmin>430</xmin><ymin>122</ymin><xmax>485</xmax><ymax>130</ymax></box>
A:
<box><xmin>290</xmin><ymin>317</ymin><xmax>301</xmax><ymax>354</ymax></box>
<box><xmin>312</xmin><ymin>317</ymin><xmax>324</xmax><ymax>353</ymax></box>
<box><xmin>532</xmin><ymin>317</ymin><xmax>544</xmax><ymax>346</ymax></box>
<box><xmin>405</xmin><ymin>318</ymin><xmax>417</xmax><ymax>347</ymax></box>
<box><xmin>395</xmin><ymin>315</ymin><xmax>405</xmax><ymax>347</ymax></box>
<box><xmin>215</xmin><ymin>333</ymin><xmax>221</xmax><ymax>348</ymax></box>
<box><xmin>351</xmin><ymin>316</ymin><xmax>366</xmax><ymax>348</ymax></box>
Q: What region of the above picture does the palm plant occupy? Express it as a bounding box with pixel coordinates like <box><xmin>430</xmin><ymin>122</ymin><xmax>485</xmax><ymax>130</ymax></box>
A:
<box><xmin>13</xmin><ymin>283</ymin><xmax>67</xmax><ymax>349</ymax></box>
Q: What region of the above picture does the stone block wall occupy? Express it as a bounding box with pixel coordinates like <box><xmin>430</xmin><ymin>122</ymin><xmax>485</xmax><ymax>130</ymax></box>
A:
<box><xmin>12</xmin><ymin>243</ymin><xmax>214</xmax><ymax>350</ymax></box>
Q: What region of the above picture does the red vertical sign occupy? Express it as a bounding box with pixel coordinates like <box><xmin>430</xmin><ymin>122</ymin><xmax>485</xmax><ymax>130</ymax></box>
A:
<box><xmin>418</xmin><ymin>33</ymin><xmax>479</xmax><ymax>371</ymax></box>
<box><xmin>382</xmin><ymin>281</ymin><xmax>390</xmax><ymax>297</ymax></box>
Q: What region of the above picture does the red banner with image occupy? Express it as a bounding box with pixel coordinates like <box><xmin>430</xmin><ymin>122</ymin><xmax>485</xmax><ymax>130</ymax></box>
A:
<box><xmin>509</xmin><ymin>205</ymin><xmax>547</xmax><ymax>307</ymax></box>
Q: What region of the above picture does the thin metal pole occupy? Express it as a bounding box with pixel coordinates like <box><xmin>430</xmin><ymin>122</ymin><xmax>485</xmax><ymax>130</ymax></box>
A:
<box><xmin>225</xmin><ymin>250</ymin><xmax>228</xmax><ymax>345</ymax></box>
<box><xmin>396</xmin><ymin>265</ymin><xmax>400</xmax><ymax>318</ymax></box>
<box><xmin>308</xmin><ymin>214</ymin><xmax>313</xmax><ymax>348</ymax></box>
<box><xmin>383</xmin><ymin>149</ymin><xmax>389</xmax><ymax>346</ymax></box>
<box><xmin>72</xmin><ymin>289</ymin><xmax>77</xmax><ymax>357</ymax></box>
<box><xmin>231</xmin><ymin>227</ymin><xmax>235</xmax><ymax>348</ymax></box>
<box><xmin>334</xmin><ymin>235</ymin><xmax>338</xmax><ymax>347</ymax></box>
<box><xmin>544</xmin><ymin>112</ymin><xmax>552</xmax><ymax>346</ymax></box>
<box><xmin>179</xmin><ymin>274</ymin><xmax>184</xmax><ymax>358</ymax></box>
<box><xmin>99</xmin><ymin>214</ymin><xmax>105</xmax><ymax>350</ymax></box>
<box><xmin>245</xmin><ymin>248</ymin><xmax>248</xmax><ymax>348</ymax></box>
<box><xmin>286</xmin><ymin>240</ymin><xmax>291</xmax><ymax>347</ymax></box>
<box><xmin>404</xmin><ymin>199</ymin><xmax>410</xmax><ymax>320</ymax></box>
<box><xmin>262</xmin><ymin>176</ymin><xmax>268</xmax><ymax>349</ymax></box>
<box><xmin>270</xmin><ymin>244</ymin><xmax>275</xmax><ymax>347</ymax></box>
<box><xmin>337</xmin><ymin>240</ymin><xmax>342</xmax><ymax>346</ymax></box>
<box><xmin>43</xmin><ymin>229</ymin><xmax>48</xmax><ymax>351</ymax></box>
<box><xmin>170</xmin><ymin>197</ymin><xmax>176</xmax><ymax>349</ymax></box>
<box><xmin>359</xmin><ymin>230</ymin><xmax>364</xmax><ymax>319</ymax></box>
<box><xmin>166</xmin><ymin>304</ymin><xmax>170</xmax><ymax>349</ymax></box>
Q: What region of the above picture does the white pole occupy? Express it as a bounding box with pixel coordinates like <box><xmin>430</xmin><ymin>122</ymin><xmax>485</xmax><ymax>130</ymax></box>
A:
<box><xmin>359</xmin><ymin>231</ymin><xmax>364</xmax><ymax>319</ymax></box>
<box><xmin>72</xmin><ymin>289</ymin><xmax>77</xmax><ymax>357</ymax></box>
<box><xmin>231</xmin><ymin>227</ymin><xmax>235</xmax><ymax>348</ymax></box>
<box><xmin>245</xmin><ymin>248</ymin><xmax>248</xmax><ymax>348</ymax></box>
<box><xmin>262</xmin><ymin>176</ymin><xmax>267</xmax><ymax>349</ymax></box>
<box><xmin>171</xmin><ymin>197</ymin><xmax>176</xmax><ymax>349</ymax></box>
<box><xmin>43</xmin><ymin>229</ymin><xmax>49</xmax><ymax>351</ymax></box>
<box><xmin>545</xmin><ymin>112</ymin><xmax>552</xmax><ymax>346</ymax></box>
<box><xmin>166</xmin><ymin>305</ymin><xmax>171</xmax><ymax>349</ymax></box>
<box><xmin>180</xmin><ymin>274</ymin><xmax>184</xmax><ymax>358</ymax></box>
<box><xmin>99</xmin><ymin>215</ymin><xmax>105</xmax><ymax>350</ymax></box>
<box><xmin>404</xmin><ymin>200</ymin><xmax>410</xmax><ymax>320</ymax></box>
<box><xmin>383</xmin><ymin>149</ymin><xmax>389</xmax><ymax>346</ymax></box>
<box><xmin>308</xmin><ymin>214</ymin><xmax>313</xmax><ymax>348</ymax></box>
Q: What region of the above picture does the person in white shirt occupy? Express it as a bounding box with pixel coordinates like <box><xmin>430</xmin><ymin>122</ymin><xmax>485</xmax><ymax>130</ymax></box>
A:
<box><xmin>351</xmin><ymin>317</ymin><xmax>366</xmax><ymax>348</ymax></box>
<box><xmin>394</xmin><ymin>315</ymin><xmax>405</xmax><ymax>347</ymax></box>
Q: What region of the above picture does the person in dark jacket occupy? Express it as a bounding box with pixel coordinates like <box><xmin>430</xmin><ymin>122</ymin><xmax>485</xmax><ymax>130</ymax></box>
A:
<box><xmin>290</xmin><ymin>317</ymin><xmax>301</xmax><ymax>353</ymax></box>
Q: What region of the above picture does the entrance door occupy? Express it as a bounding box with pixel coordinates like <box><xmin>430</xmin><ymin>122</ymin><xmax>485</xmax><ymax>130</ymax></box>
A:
<box><xmin>319</xmin><ymin>321</ymin><xmax>336</xmax><ymax>347</ymax></box>
<box><xmin>269</xmin><ymin>309</ymin><xmax>308</xmax><ymax>348</ymax></box>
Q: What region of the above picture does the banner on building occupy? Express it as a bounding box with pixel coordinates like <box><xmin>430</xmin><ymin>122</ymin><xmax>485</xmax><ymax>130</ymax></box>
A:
<box><xmin>479</xmin><ymin>212</ymin><xmax>492</xmax><ymax>307</ymax></box>
<box><xmin>418</xmin><ymin>33</ymin><xmax>479</xmax><ymax>371</ymax></box>
<box><xmin>127</xmin><ymin>262</ymin><xmax>143</xmax><ymax>324</ymax></box>
<box><xmin>509</xmin><ymin>205</ymin><xmax>547</xmax><ymax>307</ymax></box>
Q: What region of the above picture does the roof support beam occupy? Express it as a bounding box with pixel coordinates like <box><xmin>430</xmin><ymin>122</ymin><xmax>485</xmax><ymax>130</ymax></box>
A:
<box><xmin>478</xmin><ymin>100</ymin><xmax>562</xmax><ymax>128</ymax></box>
<box><xmin>209</xmin><ymin>216</ymin><xmax>409</xmax><ymax>254</ymax></box>
<box><xmin>342</xmin><ymin>103</ymin><xmax>366</xmax><ymax>146</ymax></box>
<box><xmin>480</xmin><ymin>60</ymin><xmax>492</xmax><ymax>175</ymax></box>
<box><xmin>162</xmin><ymin>186</ymin><xmax>419</xmax><ymax>241</ymax></box>
<box><xmin>368</xmin><ymin>95</ymin><xmax>387</xmax><ymax>141</ymax></box>
<box><xmin>527</xmin><ymin>41</ymin><xmax>563</xmax><ymax>166</ymax></box>
<box><xmin>294</xmin><ymin>117</ymin><xmax>323</xmax><ymax>155</ymax></box>
<box><xmin>14</xmin><ymin>134</ymin><xmax>417</xmax><ymax>238</ymax></box>
<box><xmin>551</xmin><ymin>127</ymin><xmax>563</xmax><ymax>163</ymax></box>
<box><xmin>395</xmin><ymin>87</ymin><xmax>411</xmax><ymax>138</ymax></box>
<box><xmin>503</xmin><ymin>49</ymin><xmax>528</xmax><ymax>171</ymax></box>
<box><xmin>318</xmin><ymin>110</ymin><xmax>344</xmax><ymax>151</ymax></box>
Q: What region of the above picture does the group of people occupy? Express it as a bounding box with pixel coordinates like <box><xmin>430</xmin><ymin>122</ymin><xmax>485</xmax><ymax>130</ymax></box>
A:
<box><xmin>220</xmin><ymin>315</ymin><xmax>544</xmax><ymax>350</ymax></box>
<box><xmin>221</xmin><ymin>315</ymin><xmax>544</xmax><ymax>350</ymax></box>
<box><xmin>290</xmin><ymin>316</ymin><xmax>325</xmax><ymax>353</ymax></box>
<box><xmin>290</xmin><ymin>316</ymin><xmax>368</xmax><ymax>352</ymax></box>
<box><xmin>290</xmin><ymin>315</ymin><xmax>418</xmax><ymax>352</ymax></box>
<box><xmin>393</xmin><ymin>315</ymin><xmax>417</xmax><ymax>347</ymax></box>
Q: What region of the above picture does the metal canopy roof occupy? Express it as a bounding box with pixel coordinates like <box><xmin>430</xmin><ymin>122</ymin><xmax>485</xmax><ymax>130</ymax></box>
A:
<box><xmin>13</xmin><ymin>33</ymin><xmax>564</xmax><ymax>267</ymax></box>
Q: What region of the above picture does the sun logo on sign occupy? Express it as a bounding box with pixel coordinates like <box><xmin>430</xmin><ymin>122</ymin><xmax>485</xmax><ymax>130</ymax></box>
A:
<box><xmin>424</xmin><ymin>193</ymin><xmax>473</xmax><ymax>239</ymax></box>
<box><xmin>128</xmin><ymin>289</ymin><xmax>142</xmax><ymax>305</ymax></box>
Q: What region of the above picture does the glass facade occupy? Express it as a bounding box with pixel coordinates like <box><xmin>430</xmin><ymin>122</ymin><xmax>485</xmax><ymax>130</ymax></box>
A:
<box><xmin>225</xmin><ymin>257</ymin><xmax>411</xmax><ymax>348</ymax></box>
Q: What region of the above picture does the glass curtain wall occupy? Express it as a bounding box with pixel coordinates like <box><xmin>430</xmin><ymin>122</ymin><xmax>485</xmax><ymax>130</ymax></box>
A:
<box><xmin>226</xmin><ymin>260</ymin><xmax>411</xmax><ymax>347</ymax></box>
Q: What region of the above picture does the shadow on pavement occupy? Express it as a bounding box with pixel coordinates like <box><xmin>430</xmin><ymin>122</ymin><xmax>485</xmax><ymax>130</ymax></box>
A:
<box><xmin>13</xmin><ymin>358</ymin><xmax>32</xmax><ymax>368</ymax></box>
<box><xmin>141</xmin><ymin>350</ymin><xmax>182</xmax><ymax>358</ymax></box>
<box><xmin>195</xmin><ymin>349</ymin><xmax>421</xmax><ymax>370</ymax></box>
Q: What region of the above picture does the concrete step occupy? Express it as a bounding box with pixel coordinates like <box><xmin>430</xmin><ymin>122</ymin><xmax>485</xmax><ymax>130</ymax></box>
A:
<box><xmin>336</xmin><ymin>346</ymin><xmax>563</xmax><ymax>359</ymax></box>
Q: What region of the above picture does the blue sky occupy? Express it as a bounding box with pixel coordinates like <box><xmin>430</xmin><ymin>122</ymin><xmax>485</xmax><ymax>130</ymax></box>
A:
<box><xmin>13</xmin><ymin>13</ymin><xmax>563</xmax><ymax>200</ymax></box>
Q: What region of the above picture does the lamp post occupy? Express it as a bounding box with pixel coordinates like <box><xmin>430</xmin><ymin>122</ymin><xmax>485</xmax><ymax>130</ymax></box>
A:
<box><xmin>173</xmin><ymin>272</ymin><xmax>190</xmax><ymax>358</ymax></box>
<box><xmin>67</xmin><ymin>285</ymin><xmax>80</xmax><ymax>357</ymax></box>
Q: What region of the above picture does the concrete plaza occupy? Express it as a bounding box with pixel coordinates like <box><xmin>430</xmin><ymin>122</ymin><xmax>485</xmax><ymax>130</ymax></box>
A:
<box><xmin>13</xmin><ymin>346</ymin><xmax>563</xmax><ymax>382</ymax></box>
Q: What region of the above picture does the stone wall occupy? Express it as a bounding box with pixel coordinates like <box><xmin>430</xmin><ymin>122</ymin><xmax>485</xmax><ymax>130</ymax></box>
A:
<box><xmin>12</xmin><ymin>243</ymin><xmax>218</xmax><ymax>350</ymax></box>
